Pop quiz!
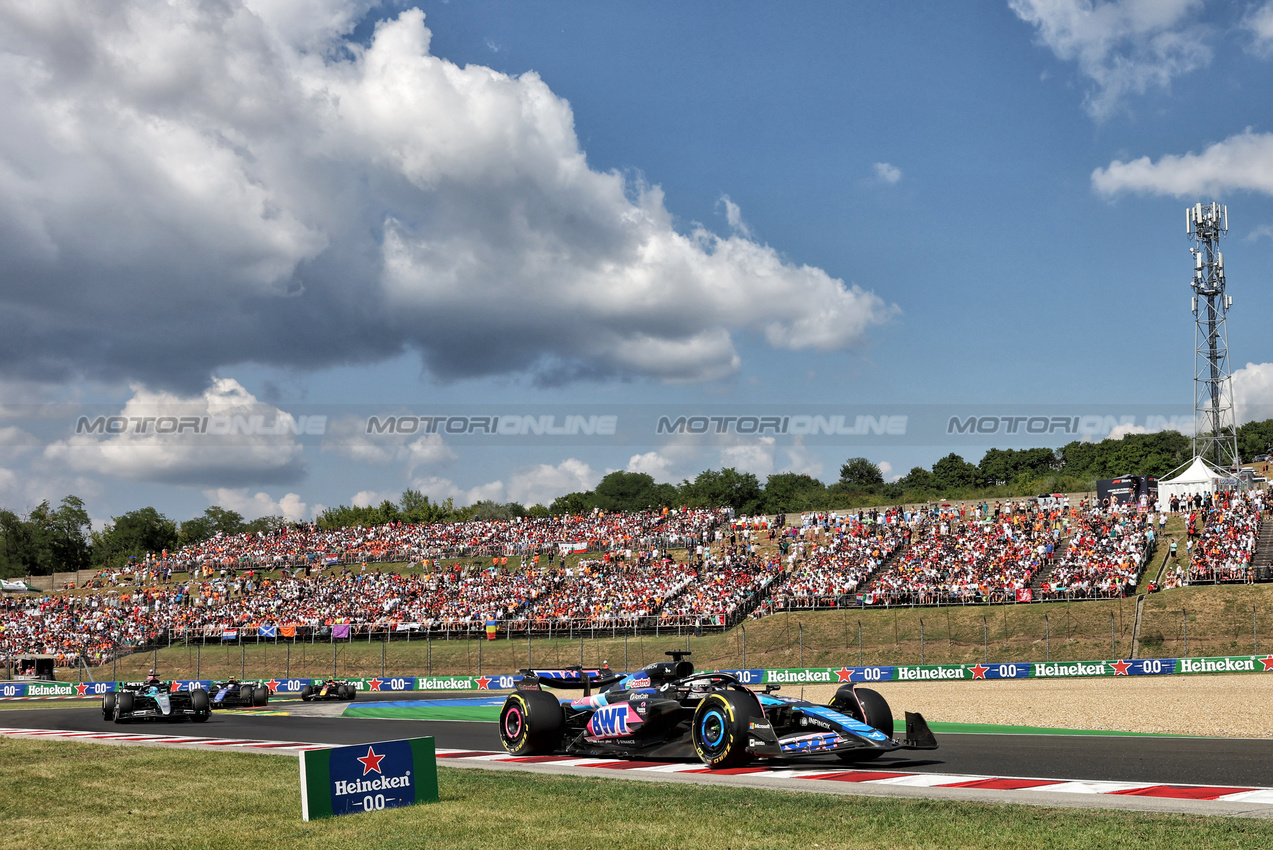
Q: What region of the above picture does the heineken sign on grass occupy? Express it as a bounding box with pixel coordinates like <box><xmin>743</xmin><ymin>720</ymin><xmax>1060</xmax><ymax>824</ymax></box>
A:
<box><xmin>299</xmin><ymin>736</ymin><xmax>438</xmax><ymax>821</ymax></box>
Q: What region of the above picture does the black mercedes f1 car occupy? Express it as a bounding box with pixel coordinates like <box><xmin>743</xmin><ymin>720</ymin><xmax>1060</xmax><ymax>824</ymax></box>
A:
<box><xmin>209</xmin><ymin>680</ymin><xmax>270</xmax><ymax>709</ymax></box>
<box><xmin>498</xmin><ymin>652</ymin><xmax>937</xmax><ymax>769</ymax></box>
<box><xmin>103</xmin><ymin>682</ymin><xmax>211</xmax><ymax>724</ymax></box>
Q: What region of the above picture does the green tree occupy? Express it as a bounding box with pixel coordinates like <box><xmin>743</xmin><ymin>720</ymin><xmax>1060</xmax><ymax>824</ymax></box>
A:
<box><xmin>763</xmin><ymin>472</ymin><xmax>828</xmax><ymax>513</ymax></box>
<box><xmin>550</xmin><ymin>492</ymin><xmax>595</xmax><ymax>515</ymax></box>
<box><xmin>93</xmin><ymin>507</ymin><xmax>178</xmax><ymax>567</ymax></box>
<box><xmin>930</xmin><ymin>453</ymin><xmax>979</xmax><ymax>491</ymax></box>
<box><xmin>593</xmin><ymin>471</ymin><xmax>675</xmax><ymax>512</ymax></box>
<box><xmin>838</xmin><ymin>457</ymin><xmax>884</xmax><ymax>489</ymax></box>
<box><xmin>30</xmin><ymin>496</ymin><xmax>92</xmax><ymax>572</ymax></box>
<box><xmin>679</xmin><ymin>468</ymin><xmax>763</xmax><ymax>513</ymax></box>
<box><xmin>0</xmin><ymin>508</ymin><xmax>44</xmax><ymax>578</ymax></box>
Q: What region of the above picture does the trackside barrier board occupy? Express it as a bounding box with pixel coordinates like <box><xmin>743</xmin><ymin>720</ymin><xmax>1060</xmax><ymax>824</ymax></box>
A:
<box><xmin>8</xmin><ymin>655</ymin><xmax>1273</xmax><ymax>701</ymax></box>
<box><xmin>299</xmin><ymin>736</ymin><xmax>438</xmax><ymax>821</ymax></box>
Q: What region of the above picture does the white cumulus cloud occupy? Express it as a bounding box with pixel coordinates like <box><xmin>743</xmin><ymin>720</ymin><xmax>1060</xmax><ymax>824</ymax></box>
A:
<box><xmin>1246</xmin><ymin>1</ymin><xmax>1273</xmax><ymax>56</ymax></box>
<box><xmin>43</xmin><ymin>378</ymin><xmax>307</xmax><ymax>486</ymax></box>
<box><xmin>0</xmin><ymin>2</ymin><xmax>895</xmax><ymax>390</ymax></box>
<box><xmin>873</xmin><ymin>162</ymin><xmax>902</xmax><ymax>184</ymax></box>
<box><xmin>1010</xmin><ymin>0</ymin><xmax>1210</xmax><ymax>119</ymax></box>
<box><xmin>1093</xmin><ymin>130</ymin><xmax>1273</xmax><ymax>197</ymax></box>
<box><xmin>202</xmin><ymin>487</ymin><xmax>311</xmax><ymax>521</ymax></box>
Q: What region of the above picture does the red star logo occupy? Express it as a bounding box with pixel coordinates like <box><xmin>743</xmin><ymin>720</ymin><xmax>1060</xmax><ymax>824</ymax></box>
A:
<box><xmin>356</xmin><ymin>746</ymin><xmax>385</xmax><ymax>776</ymax></box>
<box><xmin>1111</xmin><ymin>659</ymin><xmax>1132</xmax><ymax>676</ymax></box>
<box><xmin>475</xmin><ymin>675</ymin><xmax>492</xmax><ymax>690</ymax></box>
<box><xmin>970</xmin><ymin>664</ymin><xmax>989</xmax><ymax>679</ymax></box>
<box><xmin>75</xmin><ymin>683</ymin><xmax>88</xmax><ymax>697</ymax></box>
<box><xmin>835</xmin><ymin>667</ymin><xmax>854</xmax><ymax>683</ymax></box>
<box><xmin>1261</xmin><ymin>655</ymin><xmax>1273</xmax><ymax>672</ymax></box>
<box><xmin>170</xmin><ymin>681</ymin><xmax>182</xmax><ymax>692</ymax></box>
<box><xmin>368</xmin><ymin>678</ymin><xmax>383</xmax><ymax>691</ymax></box>
<box><xmin>266</xmin><ymin>679</ymin><xmax>280</xmax><ymax>693</ymax></box>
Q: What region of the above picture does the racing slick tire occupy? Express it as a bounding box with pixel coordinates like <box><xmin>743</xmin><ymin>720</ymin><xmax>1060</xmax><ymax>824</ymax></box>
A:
<box><xmin>239</xmin><ymin>685</ymin><xmax>254</xmax><ymax>704</ymax></box>
<box><xmin>834</xmin><ymin>686</ymin><xmax>893</xmax><ymax>762</ymax></box>
<box><xmin>300</xmin><ymin>684</ymin><xmax>314</xmax><ymax>702</ymax></box>
<box><xmin>102</xmin><ymin>693</ymin><xmax>116</xmax><ymax>721</ymax></box>
<box><xmin>499</xmin><ymin>689</ymin><xmax>564</xmax><ymax>756</ymax></box>
<box><xmin>344</xmin><ymin>685</ymin><xmax>356</xmax><ymax>701</ymax></box>
<box><xmin>252</xmin><ymin>686</ymin><xmax>269</xmax><ymax>706</ymax></box>
<box><xmin>113</xmin><ymin>691</ymin><xmax>134</xmax><ymax>724</ymax></box>
<box><xmin>692</xmin><ymin>690</ymin><xmax>762</xmax><ymax>769</ymax></box>
<box><xmin>191</xmin><ymin>688</ymin><xmax>211</xmax><ymax>722</ymax></box>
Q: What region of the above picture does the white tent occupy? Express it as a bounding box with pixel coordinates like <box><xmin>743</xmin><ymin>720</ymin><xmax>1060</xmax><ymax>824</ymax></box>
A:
<box><xmin>1157</xmin><ymin>456</ymin><xmax>1237</xmax><ymax>504</ymax></box>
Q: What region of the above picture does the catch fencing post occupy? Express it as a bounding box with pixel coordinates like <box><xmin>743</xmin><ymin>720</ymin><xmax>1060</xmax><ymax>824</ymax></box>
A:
<box><xmin>858</xmin><ymin>621</ymin><xmax>863</xmax><ymax>666</ymax></box>
<box><xmin>741</xmin><ymin>626</ymin><xmax>746</xmax><ymax>668</ymax></box>
<box><xmin>1183</xmin><ymin>607</ymin><xmax>1188</xmax><ymax>657</ymax></box>
<box><xmin>1045</xmin><ymin>613</ymin><xmax>1050</xmax><ymax>662</ymax></box>
<box><xmin>982</xmin><ymin>616</ymin><xmax>988</xmax><ymax>663</ymax></box>
<box><xmin>920</xmin><ymin>619</ymin><xmax>925</xmax><ymax>665</ymax></box>
<box><xmin>1255</xmin><ymin>605</ymin><xmax>1259</xmax><ymax>653</ymax></box>
<box><xmin>1111</xmin><ymin>611</ymin><xmax>1116</xmax><ymax>659</ymax></box>
<box><xmin>798</xmin><ymin>622</ymin><xmax>804</xmax><ymax>668</ymax></box>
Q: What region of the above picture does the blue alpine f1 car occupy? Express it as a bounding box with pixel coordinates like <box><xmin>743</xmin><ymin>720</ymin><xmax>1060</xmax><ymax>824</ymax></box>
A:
<box><xmin>498</xmin><ymin>652</ymin><xmax>937</xmax><ymax>768</ymax></box>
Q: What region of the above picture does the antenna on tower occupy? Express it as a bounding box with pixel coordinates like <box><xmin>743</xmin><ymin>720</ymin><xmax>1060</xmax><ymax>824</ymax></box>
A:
<box><xmin>1186</xmin><ymin>201</ymin><xmax>1239</xmax><ymax>472</ymax></box>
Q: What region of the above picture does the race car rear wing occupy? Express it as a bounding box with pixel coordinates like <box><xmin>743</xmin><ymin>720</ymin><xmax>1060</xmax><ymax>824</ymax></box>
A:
<box><xmin>514</xmin><ymin>669</ymin><xmax>625</xmax><ymax>696</ymax></box>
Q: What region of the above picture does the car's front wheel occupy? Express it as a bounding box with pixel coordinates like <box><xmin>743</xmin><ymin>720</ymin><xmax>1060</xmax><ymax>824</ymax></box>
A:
<box><xmin>692</xmin><ymin>690</ymin><xmax>761</xmax><ymax>769</ymax></box>
<box><xmin>833</xmin><ymin>685</ymin><xmax>893</xmax><ymax>762</ymax></box>
<box><xmin>113</xmin><ymin>692</ymin><xmax>134</xmax><ymax>724</ymax></box>
<box><xmin>191</xmin><ymin>688</ymin><xmax>211</xmax><ymax>722</ymax></box>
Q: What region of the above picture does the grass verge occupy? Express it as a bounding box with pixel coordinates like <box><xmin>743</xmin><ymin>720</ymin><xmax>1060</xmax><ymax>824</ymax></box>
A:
<box><xmin>3</xmin><ymin>738</ymin><xmax>1273</xmax><ymax>849</ymax></box>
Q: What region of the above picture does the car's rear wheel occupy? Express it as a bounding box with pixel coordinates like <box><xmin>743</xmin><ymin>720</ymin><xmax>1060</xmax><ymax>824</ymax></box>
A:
<box><xmin>102</xmin><ymin>693</ymin><xmax>116</xmax><ymax>721</ymax></box>
<box><xmin>114</xmin><ymin>692</ymin><xmax>134</xmax><ymax>724</ymax></box>
<box><xmin>692</xmin><ymin>690</ymin><xmax>761</xmax><ymax>769</ymax></box>
<box><xmin>834</xmin><ymin>686</ymin><xmax>893</xmax><ymax>762</ymax></box>
<box><xmin>191</xmin><ymin>688</ymin><xmax>210</xmax><ymax>722</ymax></box>
<box><xmin>499</xmin><ymin>689</ymin><xmax>564</xmax><ymax>756</ymax></box>
<box><xmin>300</xmin><ymin>684</ymin><xmax>314</xmax><ymax>702</ymax></box>
<box><xmin>253</xmin><ymin>686</ymin><xmax>269</xmax><ymax>706</ymax></box>
<box><xmin>344</xmin><ymin>685</ymin><xmax>356</xmax><ymax>701</ymax></box>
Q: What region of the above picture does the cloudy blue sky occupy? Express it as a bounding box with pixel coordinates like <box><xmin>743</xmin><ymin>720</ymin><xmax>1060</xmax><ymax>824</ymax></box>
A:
<box><xmin>2</xmin><ymin>0</ymin><xmax>1273</xmax><ymax>526</ymax></box>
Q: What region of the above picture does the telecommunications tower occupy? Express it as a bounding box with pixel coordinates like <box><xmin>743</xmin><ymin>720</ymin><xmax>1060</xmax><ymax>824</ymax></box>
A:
<box><xmin>1186</xmin><ymin>201</ymin><xmax>1240</xmax><ymax>470</ymax></box>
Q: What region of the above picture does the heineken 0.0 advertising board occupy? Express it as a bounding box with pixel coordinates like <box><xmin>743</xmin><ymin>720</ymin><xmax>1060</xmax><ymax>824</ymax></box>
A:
<box><xmin>299</xmin><ymin>736</ymin><xmax>438</xmax><ymax>820</ymax></box>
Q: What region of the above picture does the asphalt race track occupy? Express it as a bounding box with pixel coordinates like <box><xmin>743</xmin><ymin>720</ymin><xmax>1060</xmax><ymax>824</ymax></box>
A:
<box><xmin>8</xmin><ymin>692</ymin><xmax>1273</xmax><ymax>789</ymax></box>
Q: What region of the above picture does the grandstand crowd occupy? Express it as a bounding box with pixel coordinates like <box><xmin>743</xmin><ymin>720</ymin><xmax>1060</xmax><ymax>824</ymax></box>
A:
<box><xmin>0</xmin><ymin>493</ymin><xmax>1267</xmax><ymax>669</ymax></box>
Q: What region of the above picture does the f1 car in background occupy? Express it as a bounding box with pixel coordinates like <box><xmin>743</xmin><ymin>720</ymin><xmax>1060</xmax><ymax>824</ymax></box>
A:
<box><xmin>209</xmin><ymin>679</ymin><xmax>270</xmax><ymax>709</ymax></box>
<box><xmin>498</xmin><ymin>651</ymin><xmax>937</xmax><ymax>769</ymax></box>
<box><xmin>300</xmin><ymin>679</ymin><xmax>358</xmax><ymax>701</ymax></box>
<box><xmin>103</xmin><ymin>681</ymin><xmax>211</xmax><ymax>724</ymax></box>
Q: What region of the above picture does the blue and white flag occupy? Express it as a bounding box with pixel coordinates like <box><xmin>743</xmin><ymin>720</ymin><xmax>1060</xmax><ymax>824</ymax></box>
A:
<box><xmin>259</xmin><ymin>625</ymin><xmax>277</xmax><ymax>638</ymax></box>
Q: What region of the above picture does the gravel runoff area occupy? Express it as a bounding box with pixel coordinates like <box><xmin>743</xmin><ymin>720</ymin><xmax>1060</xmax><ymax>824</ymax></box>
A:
<box><xmin>796</xmin><ymin>674</ymin><xmax>1273</xmax><ymax>738</ymax></box>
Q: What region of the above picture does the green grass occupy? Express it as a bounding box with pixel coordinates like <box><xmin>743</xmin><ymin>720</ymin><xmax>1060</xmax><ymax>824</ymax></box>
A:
<box><xmin>2</xmin><ymin>737</ymin><xmax>1272</xmax><ymax>849</ymax></box>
